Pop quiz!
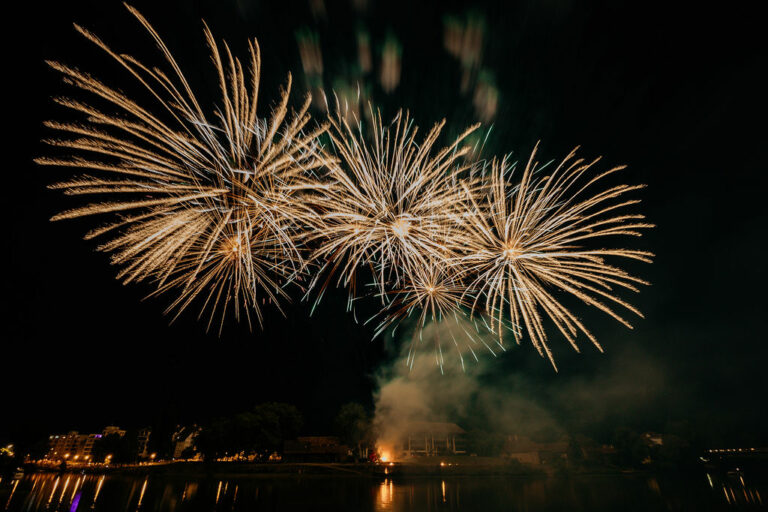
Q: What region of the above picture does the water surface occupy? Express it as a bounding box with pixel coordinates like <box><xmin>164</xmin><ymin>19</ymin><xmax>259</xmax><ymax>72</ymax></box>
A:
<box><xmin>1</xmin><ymin>471</ymin><xmax>764</xmax><ymax>511</ymax></box>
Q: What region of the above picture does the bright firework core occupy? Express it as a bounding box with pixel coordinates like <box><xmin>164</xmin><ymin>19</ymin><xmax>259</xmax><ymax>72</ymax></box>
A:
<box><xmin>224</xmin><ymin>239</ymin><xmax>244</xmax><ymax>258</ymax></box>
<box><xmin>502</xmin><ymin>243</ymin><xmax>521</xmax><ymax>261</ymax></box>
<box><xmin>390</xmin><ymin>216</ymin><xmax>411</xmax><ymax>239</ymax></box>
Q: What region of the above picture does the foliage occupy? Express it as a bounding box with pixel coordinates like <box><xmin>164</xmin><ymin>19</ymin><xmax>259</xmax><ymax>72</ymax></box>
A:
<box><xmin>196</xmin><ymin>403</ymin><xmax>302</xmax><ymax>460</ymax></box>
<box><xmin>91</xmin><ymin>431</ymin><xmax>139</xmax><ymax>464</ymax></box>
<box><xmin>334</xmin><ymin>402</ymin><xmax>373</xmax><ymax>458</ymax></box>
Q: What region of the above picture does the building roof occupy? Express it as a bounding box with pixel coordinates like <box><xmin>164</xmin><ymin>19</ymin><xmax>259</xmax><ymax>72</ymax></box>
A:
<box><xmin>404</xmin><ymin>421</ymin><xmax>466</xmax><ymax>435</ymax></box>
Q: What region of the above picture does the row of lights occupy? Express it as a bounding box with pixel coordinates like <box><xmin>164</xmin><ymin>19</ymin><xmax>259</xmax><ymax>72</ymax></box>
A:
<box><xmin>707</xmin><ymin>448</ymin><xmax>759</xmax><ymax>453</ymax></box>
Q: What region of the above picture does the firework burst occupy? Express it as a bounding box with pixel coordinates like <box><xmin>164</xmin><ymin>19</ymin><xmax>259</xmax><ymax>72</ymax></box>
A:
<box><xmin>372</xmin><ymin>254</ymin><xmax>510</xmax><ymax>372</ymax></box>
<box><xmin>37</xmin><ymin>5</ymin><xmax>331</xmax><ymax>331</ymax></box>
<box><xmin>303</xmin><ymin>104</ymin><xmax>480</xmax><ymax>307</ymax></box>
<box><xmin>455</xmin><ymin>146</ymin><xmax>654</xmax><ymax>369</ymax></box>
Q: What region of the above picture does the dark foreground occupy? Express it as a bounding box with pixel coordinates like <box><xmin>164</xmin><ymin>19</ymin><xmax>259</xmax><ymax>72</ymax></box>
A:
<box><xmin>1</xmin><ymin>469</ymin><xmax>765</xmax><ymax>511</ymax></box>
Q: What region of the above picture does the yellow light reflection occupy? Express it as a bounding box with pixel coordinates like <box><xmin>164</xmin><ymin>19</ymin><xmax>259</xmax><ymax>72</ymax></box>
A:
<box><xmin>47</xmin><ymin>476</ymin><xmax>60</xmax><ymax>507</ymax></box>
<box><xmin>71</xmin><ymin>475</ymin><xmax>83</xmax><ymax>503</ymax></box>
<box><xmin>215</xmin><ymin>481</ymin><xmax>223</xmax><ymax>504</ymax></box>
<box><xmin>59</xmin><ymin>475</ymin><xmax>71</xmax><ymax>506</ymax></box>
<box><xmin>378</xmin><ymin>478</ymin><xmax>393</xmax><ymax>507</ymax></box>
<box><xmin>5</xmin><ymin>479</ymin><xmax>20</xmax><ymax>509</ymax></box>
<box><xmin>136</xmin><ymin>477</ymin><xmax>148</xmax><ymax>510</ymax></box>
<box><xmin>93</xmin><ymin>475</ymin><xmax>105</xmax><ymax>506</ymax></box>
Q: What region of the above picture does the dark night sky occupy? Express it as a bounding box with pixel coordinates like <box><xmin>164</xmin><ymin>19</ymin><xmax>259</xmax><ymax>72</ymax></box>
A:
<box><xmin>4</xmin><ymin>0</ymin><xmax>766</xmax><ymax>449</ymax></box>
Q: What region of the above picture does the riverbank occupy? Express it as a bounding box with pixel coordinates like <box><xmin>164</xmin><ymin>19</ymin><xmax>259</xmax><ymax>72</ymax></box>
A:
<box><xmin>21</xmin><ymin>459</ymin><xmax>652</xmax><ymax>478</ymax></box>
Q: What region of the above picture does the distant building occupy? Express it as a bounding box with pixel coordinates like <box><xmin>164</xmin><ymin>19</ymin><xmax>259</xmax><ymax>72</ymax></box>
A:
<box><xmin>172</xmin><ymin>425</ymin><xmax>200</xmax><ymax>459</ymax></box>
<box><xmin>137</xmin><ymin>428</ymin><xmax>152</xmax><ymax>458</ymax></box>
<box><xmin>284</xmin><ymin>436</ymin><xmax>349</xmax><ymax>462</ymax></box>
<box><xmin>46</xmin><ymin>431</ymin><xmax>102</xmax><ymax>462</ymax></box>
<box><xmin>46</xmin><ymin>426</ymin><xmax>127</xmax><ymax>462</ymax></box>
<box><xmin>399</xmin><ymin>421</ymin><xmax>467</xmax><ymax>457</ymax></box>
<box><xmin>102</xmin><ymin>426</ymin><xmax>126</xmax><ymax>438</ymax></box>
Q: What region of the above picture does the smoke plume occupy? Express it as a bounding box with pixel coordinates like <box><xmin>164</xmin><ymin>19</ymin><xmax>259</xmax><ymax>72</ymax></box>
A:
<box><xmin>373</xmin><ymin>318</ymin><xmax>669</xmax><ymax>455</ymax></box>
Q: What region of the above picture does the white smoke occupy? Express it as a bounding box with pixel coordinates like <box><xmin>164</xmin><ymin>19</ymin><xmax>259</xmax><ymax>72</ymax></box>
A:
<box><xmin>372</xmin><ymin>317</ymin><xmax>669</xmax><ymax>456</ymax></box>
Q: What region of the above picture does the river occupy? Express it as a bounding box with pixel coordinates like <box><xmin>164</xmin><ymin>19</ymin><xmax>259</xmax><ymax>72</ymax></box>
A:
<box><xmin>1</xmin><ymin>470</ymin><xmax>764</xmax><ymax>511</ymax></box>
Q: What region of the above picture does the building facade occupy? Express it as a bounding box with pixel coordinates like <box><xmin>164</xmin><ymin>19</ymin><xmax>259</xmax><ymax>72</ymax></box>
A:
<box><xmin>46</xmin><ymin>426</ymin><xmax>127</xmax><ymax>462</ymax></box>
<box><xmin>172</xmin><ymin>425</ymin><xmax>201</xmax><ymax>459</ymax></box>
<box><xmin>47</xmin><ymin>431</ymin><xmax>101</xmax><ymax>461</ymax></box>
<box><xmin>137</xmin><ymin>428</ymin><xmax>152</xmax><ymax>458</ymax></box>
<box><xmin>399</xmin><ymin>422</ymin><xmax>467</xmax><ymax>457</ymax></box>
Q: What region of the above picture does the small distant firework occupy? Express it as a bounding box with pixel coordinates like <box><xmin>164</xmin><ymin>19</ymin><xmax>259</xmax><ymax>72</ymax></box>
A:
<box><xmin>357</xmin><ymin>28</ymin><xmax>373</xmax><ymax>74</ymax></box>
<box><xmin>443</xmin><ymin>12</ymin><xmax>486</xmax><ymax>92</ymax></box>
<box><xmin>372</xmin><ymin>253</ymin><xmax>511</xmax><ymax>372</ymax></box>
<box><xmin>295</xmin><ymin>28</ymin><xmax>326</xmax><ymax>111</ymax></box>
<box><xmin>304</xmin><ymin>105</ymin><xmax>480</xmax><ymax>306</ymax></box>
<box><xmin>379</xmin><ymin>33</ymin><xmax>402</xmax><ymax>93</ymax></box>
<box><xmin>472</xmin><ymin>70</ymin><xmax>499</xmax><ymax>123</ymax></box>
<box><xmin>443</xmin><ymin>16</ymin><xmax>464</xmax><ymax>59</ymax></box>
<box><xmin>455</xmin><ymin>147</ymin><xmax>654</xmax><ymax>369</ymax></box>
<box><xmin>39</xmin><ymin>5</ymin><xmax>330</xmax><ymax>331</ymax></box>
<box><xmin>296</xmin><ymin>28</ymin><xmax>324</xmax><ymax>78</ymax></box>
<box><xmin>378</xmin><ymin>256</ymin><xmax>470</xmax><ymax>334</ymax></box>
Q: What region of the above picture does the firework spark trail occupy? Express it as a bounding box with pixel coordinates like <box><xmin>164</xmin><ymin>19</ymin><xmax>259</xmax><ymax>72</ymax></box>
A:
<box><xmin>454</xmin><ymin>146</ymin><xmax>654</xmax><ymax>369</ymax></box>
<box><xmin>37</xmin><ymin>4</ymin><xmax>331</xmax><ymax>331</ymax></box>
<box><xmin>302</xmin><ymin>102</ymin><xmax>480</xmax><ymax>310</ymax></box>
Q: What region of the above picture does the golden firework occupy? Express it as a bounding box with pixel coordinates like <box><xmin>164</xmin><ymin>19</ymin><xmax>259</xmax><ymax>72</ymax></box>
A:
<box><xmin>37</xmin><ymin>5</ymin><xmax>331</xmax><ymax>331</ymax></box>
<box><xmin>455</xmin><ymin>146</ymin><xmax>654</xmax><ymax>369</ymax></box>
<box><xmin>303</xmin><ymin>103</ymin><xmax>480</xmax><ymax>307</ymax></box>
<box><xmin>372</xmin><ymin>253</ymin><xmax>511</xmax><ymax>372</ymax></box>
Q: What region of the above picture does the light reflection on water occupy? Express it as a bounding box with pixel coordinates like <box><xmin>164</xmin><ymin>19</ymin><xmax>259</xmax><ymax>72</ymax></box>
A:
<box><xmin>0</xmin><ymin>471</ymin><xmax>765</xmax><ymax>511</ymax></box>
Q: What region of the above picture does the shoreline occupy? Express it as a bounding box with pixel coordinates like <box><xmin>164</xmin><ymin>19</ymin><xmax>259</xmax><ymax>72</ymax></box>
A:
<box><xmin>22</xmin><ymin>461</ymin><xmax>647</xmax><ymax>478</ymax></box>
